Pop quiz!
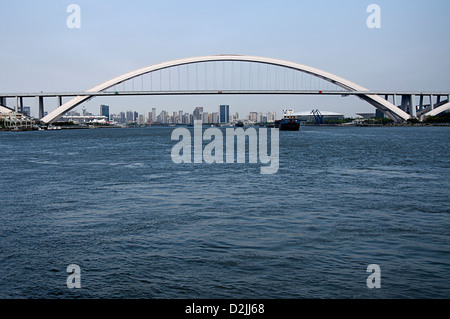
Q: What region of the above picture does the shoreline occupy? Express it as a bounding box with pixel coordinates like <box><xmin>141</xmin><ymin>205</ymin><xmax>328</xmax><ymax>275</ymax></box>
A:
<box><xmin>1</xmin><ymin>123</ymin><xmax>449</xmax><ymax>132</ymax></box>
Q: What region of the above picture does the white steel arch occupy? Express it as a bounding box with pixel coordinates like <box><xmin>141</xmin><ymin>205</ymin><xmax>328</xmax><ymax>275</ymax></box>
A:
<box><xmin>41</xmin><ymin>54</ymin><xmax>412</xmax><ymax>123</ymax></box>
<box><xmin>423</xmin><ymin>102</ymin><xmax>450</xmax><ymax>118</ymax></box>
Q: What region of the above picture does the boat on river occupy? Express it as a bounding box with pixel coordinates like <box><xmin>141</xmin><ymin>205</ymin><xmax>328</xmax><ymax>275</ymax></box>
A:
<box><xmin>274</xmin><ymin>109</ymin><xmax>301</xmax><ymax>131</ymax></box>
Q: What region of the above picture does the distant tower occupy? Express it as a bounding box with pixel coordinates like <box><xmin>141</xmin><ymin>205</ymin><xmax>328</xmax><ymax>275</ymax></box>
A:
<box><xmin>219</xmin><ymin>105</ymin><xmax>229</xmax><ymax>123</ymax></box>
<box><xmin>375</xmin><ymin>109</ymin><xmax>385</xmax><ymax>118</ymax></box>
<box><xmin>23</xmin><ymin>106</ymin><xmax>31</xmax><ymax>117</ymax></box>
<box><xmin>193</xmin><ymin>107</ymin><xmax>204</xmax><ymax>121</ymax></box>
<box><xmin>152</xmin><ymin>108</ymin><xmax>156</xmax><ymax>123</ymax></box>
<box><xmin>100</xmin><ymin>105</ymin><xmax>110</xmax><ymax>121</ymax></box>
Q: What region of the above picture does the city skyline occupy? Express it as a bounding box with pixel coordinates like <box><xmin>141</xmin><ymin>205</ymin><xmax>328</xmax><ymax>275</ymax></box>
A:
<box><xmin>64</xmin><ymin>104</ymin><xmax>278</xmax><ymax>125</ymax></box>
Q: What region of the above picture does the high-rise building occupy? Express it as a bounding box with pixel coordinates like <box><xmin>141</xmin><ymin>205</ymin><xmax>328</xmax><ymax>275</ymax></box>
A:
<box><xmin>202</xmin><ymin>112</ymin><xmax>209</xmax><ymax>123</ymax></box>
<box><xmin>172</xmin><ymin>111</ymin><xmax>178</xmax><ymax>124</ymax></box>
<box><xmin>125</xmin><ymin>111</ymin><xmax>132</xmax><ymax>122</ymax></box>
<box><xmin>152</xmin><ymin>108</ymin><xmax>157</xmax><ymax>123</ymax></box>
<box><xmin>212</xmin><ymin>112</ymin><xmax>219</xmax><ymax>123</ymax></box>
<box><xmin>100</xmin><ymin>105</ymin><xmax>110</xmax><ymax>121</ymax></box>
<box><xmin>375</xmin><ymin>109</ymin><xmax>385</xmax><ymax>118</ymax></box>
<box><xmin>182</xmin><ymin>113</ymin><xmax>188</xmax><ymax>124</ymax></box>
<box><xmin>193</xmin><ymin>107</ymin><xmax>203</xmax><ymax>121</ymax></box>
<box><xmin>23</xmin><ymin>106</ymin><xmax>31</xmax><ymax>117</ymax></box>
<box><xmin>160</xmin><ymin>110</ymin><xmax>167</xmax><ymax>124</ymax></box>
<box><xmin>219</xmin><ymin>105</ymin><xmax>229</xmax><ymax>123</ymax></box>
<box><xmin>138</xmin><ymin>114</ymin><xmax>146</xmax><ymax>125</ymax></box>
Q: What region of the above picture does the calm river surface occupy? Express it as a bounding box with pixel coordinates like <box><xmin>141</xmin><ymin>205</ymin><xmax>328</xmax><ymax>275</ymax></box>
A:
<box><xmin>0</xmin><ymin>126</ymin><xmax>448</xmax><ymax>298</ymax></box>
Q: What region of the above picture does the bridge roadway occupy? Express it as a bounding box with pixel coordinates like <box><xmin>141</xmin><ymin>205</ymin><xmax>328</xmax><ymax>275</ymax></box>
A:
<box><xmin>1</xmin><ymin>90</ymin><xmax>449</xmax><ymax>122</ymax></box>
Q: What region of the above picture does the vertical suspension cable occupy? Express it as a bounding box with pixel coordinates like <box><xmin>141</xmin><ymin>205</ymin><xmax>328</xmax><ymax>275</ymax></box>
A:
<box><xmin>187</xmin><ymin>64</ymin><xmax>190</xmax><ymax>91</ymax></box>
<box><xmin>301</xmin><ymin>72</ymin><xmax>304</xmax><ymax>90</ymax></box>
<box><xmin>275</xmin><ymin>67</ymin><xmax>278</xmax><ymax>90</ymax></box>
<box><xmin>293</xmin><ymin>72</ymin><xmax>296</xmax><ymax>91</ymax></box>
<box><xmin>239</xmin><ymin>61</ymin><xmax>242</xmax><ymax>90</ymax></box>
<box><xmin>196</xmin><ymin>63</ymin><xmax>199</xmax><ymax>90</ymax></box>
<box><xmin>257</xmin><ymin>63</ymin><xmax>260</xmax><ymax>90</ymax></box>
<box><xmin>231</xmin><ymin>62</ymin><xmax>235</xmax><ymax>90</ymax></box>
<box><xmin>213</xmin><ymin>62</ymin><xmax>216</xmax><ymax>90</ymax></box>
<box><xmin>168</xmin><ymin>68</ymin><xmax>171</xmax><ymax>91</ymax></box>
<box><xmin>223</xmin><ymin>62</ymin><xmax>226</xmax><ymax>90</ymax></box>
<box><xmin>249</xmin><ymin>63</ymin><xmax>252</xmax><ymax>90</ymax></box>
<box><xmin>294</xmin><ymin>71</ymin><xmax>298</xmax><ymax>90</ymax></box>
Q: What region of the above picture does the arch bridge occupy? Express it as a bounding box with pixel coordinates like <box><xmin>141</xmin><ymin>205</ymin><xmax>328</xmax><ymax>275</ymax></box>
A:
<box><xmin>0</xmin><ymin>54</ymin><xmax>448</xmax><ymax>123</ymax></box>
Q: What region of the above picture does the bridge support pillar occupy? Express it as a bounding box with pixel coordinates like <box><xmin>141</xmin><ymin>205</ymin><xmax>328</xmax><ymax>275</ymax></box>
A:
<box><xmin>36</xmin><ymin>96</ymin><xmax>44</xmax><ymax>119</ymax></box>
<box><xmin>430</xmin><ymin>95</ymin><xmax>434</xmax><ymax>110</ymax></box>
<box><xmin>16</xmin><ymin>96</ymin><xmax>24</xmax><ymax>113</ymax></box>
<box><xmin>57</xmin><ymin>96</ymin><xmax>62</xmax><ymax>107</ymax></box>
<box><xmin>400</xmin><ymin>95</ymin><xmax>417</xmax><ymax>117</ymax></box>
<box><xmin>400</xmin><ymin>95</ymin><xmax>407</xmax><ymax>112</ymax></box>
<box><xmin>419</xmin><ymin>95</ymin><xmax>424</xmax><ymax>111</ymax></box>
<box><xmin>410</xmin><ymin>94</ymin><xmax>416</xmax><ymax>117</ymax></box>
<box><xmin>0</xmin><ymin>97</ymin><xmax>5</xmax><ymax>106</ymax></box>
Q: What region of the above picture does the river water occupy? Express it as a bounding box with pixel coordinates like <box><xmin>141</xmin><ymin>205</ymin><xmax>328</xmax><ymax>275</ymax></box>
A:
<box><xmin>0</xmin><ymin>126</ymin><xmax>448</xmax><ymax>298</ymax></box>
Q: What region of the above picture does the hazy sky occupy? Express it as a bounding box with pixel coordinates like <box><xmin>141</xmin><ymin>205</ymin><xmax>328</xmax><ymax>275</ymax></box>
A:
<box><xmin>0</xmin><ymin>0</ymin><xmax>449</xmax><ymax>117</ymax></box>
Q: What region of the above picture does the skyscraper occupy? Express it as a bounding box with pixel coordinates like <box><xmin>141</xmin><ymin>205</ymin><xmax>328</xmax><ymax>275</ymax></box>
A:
<box><xmin>126</xmin><ymin>111</ymin><xmax>134</xmax><ymax>123</ymax></box>
<box><xmin>100</xmin><ymin>105</ymin><xmax>110</xmax><ymax>121</ymax></box>
<box><xmin>193</xmin><ymin>107</ymin><xmax>203</xmax><ymax>121</ymax></box>
<box><xmin>219</xmin><ymin>105</ymin><xmax>229</xmax><ymax>123</ymax></box>
<box><xmin>23</xmin><ymin>106</ymin><xmax>31</xmax><ymax>117</ymax></box>
<box><xmin>152</xmin><ymin>108</ymin><xmax>156</xmax><ymax>123</ymax></box>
